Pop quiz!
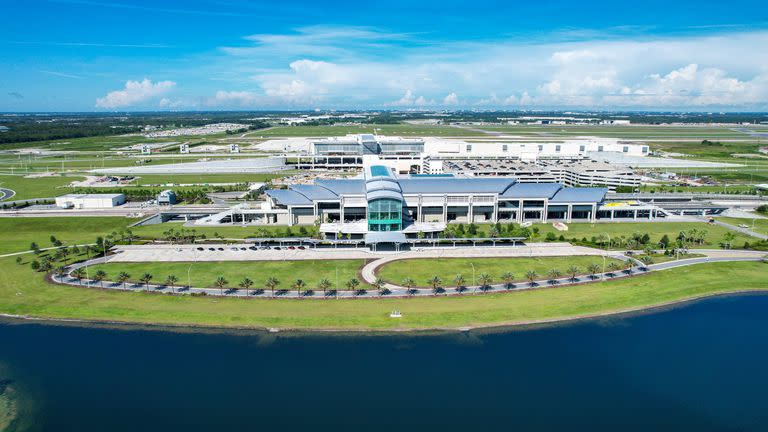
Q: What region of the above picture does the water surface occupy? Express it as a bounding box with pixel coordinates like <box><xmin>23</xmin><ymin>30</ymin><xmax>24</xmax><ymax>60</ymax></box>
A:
<box><xmin>3</xmin><ymin>294</ymin><xmax>768</xmax><ymax>431</ymax></box>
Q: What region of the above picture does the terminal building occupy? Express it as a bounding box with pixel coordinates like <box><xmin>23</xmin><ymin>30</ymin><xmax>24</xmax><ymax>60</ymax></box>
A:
<box><xmin>195</xmin><ymin>161</ymin><xmax>666</xmax><ymax>240</ymax></box>
<box><xmin>290</xmin><ymin>134</ymin><xmax>644</xmax><ymax>189</ymax></box>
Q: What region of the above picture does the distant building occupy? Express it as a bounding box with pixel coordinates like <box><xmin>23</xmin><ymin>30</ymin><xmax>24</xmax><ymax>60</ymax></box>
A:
<box><xmin>141</xmin><ymin>145</ymin><xmax>151</xmax><ymax>155</ymax></box>
<box><xmin>229</xmin><ymin>144</ymin><xmax>240</xmax><ymax>153</ymax></box>
<box><xmin>55</xmin><ymin>193</ymin><xmax>125</xmax><ymax>209</ymax></box>
<box><xmin>157</xmin><ymin>189</ymin><xmax>177</xmax><ymax>205</ymax></box>
<box><xmin>179</xmin><ymin>143</ymin><xmax>190</xmax><ymax>154</ymax></box>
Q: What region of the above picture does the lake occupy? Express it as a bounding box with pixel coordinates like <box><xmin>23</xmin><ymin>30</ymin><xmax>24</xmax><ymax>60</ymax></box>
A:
<box><xmin>3</xmin><ymin>294</ymin><xmax>768</xmax><ymax>431</ymax></box>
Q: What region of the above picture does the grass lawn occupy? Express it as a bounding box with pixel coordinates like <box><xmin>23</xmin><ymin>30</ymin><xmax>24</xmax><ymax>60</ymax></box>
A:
<box><xmin>0</xmin><ymin>217</ymin><xmax>136</xmax><ymax>254</ymax></box>
<box><xmin>0</xmin><ymin>174</ymin><xmax>84</xmax><ymax>200</ymax></box>
<box><xmin>1</xmin><ymin>255</ymin><xmax>766</xmax><ymax>330</ymax></box>
<box><xmin>90</xmin><ymin>259</ymin><xmax>367</xmax><ymax>290</ymax></box>
<box><xmin>252</xmin><ymin>124</ymin><xmax>483</xmax><ymax>137</ymax></box>
<box><xmin>522</xmin><ymin>221</ymin><xmax>755</xmax><ymax>249</ymax></box>
<box><xmin>376</xmin><ymin>256</ymin><xmax>623</xmax><ymax>287</ymax></box>
<box><xmin>132</xmin><ymin>173</ymin><xmax>288</xmax><ymax>186</ymax></box>
<box><xmin>717</xmin><ymin>217</ymin><xmax>768</xmax><ymax>236</ymax></box>
<box><xmin>131</xmin><ymin>222</ymin><xmax>318</xmax><ymax>239</ymax></box>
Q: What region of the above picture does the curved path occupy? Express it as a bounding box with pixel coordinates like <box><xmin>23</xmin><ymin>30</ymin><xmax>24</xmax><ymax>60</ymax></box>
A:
<box><xmin>0</xmin><ymin>188</ymin><xmax>15</xmax><ymax>202</ymax></box>
<box><xmin>51</xmin><ymin>248</ymin><xmax>765</xmax><ymax>299</ymax></box>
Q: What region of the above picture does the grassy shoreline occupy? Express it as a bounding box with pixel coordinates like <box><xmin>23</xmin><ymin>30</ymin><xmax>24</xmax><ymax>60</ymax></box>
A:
<box><xmin>1</xmin><ymin>256</ymin><xmax>766</xmax><ymax>331</ymax></box>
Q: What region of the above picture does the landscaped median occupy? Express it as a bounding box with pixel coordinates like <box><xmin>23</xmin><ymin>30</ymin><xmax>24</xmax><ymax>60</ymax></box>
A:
<box><xmin>1</xmin><ymin>254</ymin><xmax>766</xmax><ymax>331</ymax></box>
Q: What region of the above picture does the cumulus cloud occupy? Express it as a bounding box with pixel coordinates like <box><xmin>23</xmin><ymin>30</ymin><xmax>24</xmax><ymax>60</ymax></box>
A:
<box><xmin>442</xmin><ymin>92</ymin><xmax>459</xmax><ymax>105</ymax></box>
<box><xmin>96</xmin><ymin>79</ymin><xmax>175</xmax><ymax>108</ymax></box>
<box><xmin>207</xmin><ymin>27</ymin><xmax>768</xmax><ymax>109</ymax></box>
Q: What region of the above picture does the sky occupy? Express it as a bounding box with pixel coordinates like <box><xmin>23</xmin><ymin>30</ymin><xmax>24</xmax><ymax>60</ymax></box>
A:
<box><xmin>2</xmin><ymin>0</ymin><xmax>768</xmax><ymax>112</ymax></box>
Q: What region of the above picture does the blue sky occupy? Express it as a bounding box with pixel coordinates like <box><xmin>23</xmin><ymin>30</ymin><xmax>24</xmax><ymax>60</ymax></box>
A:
<box><xmin>2</xmin><ymin>0</ymin><xmax>768</xmax><ymax>111</ymax></box>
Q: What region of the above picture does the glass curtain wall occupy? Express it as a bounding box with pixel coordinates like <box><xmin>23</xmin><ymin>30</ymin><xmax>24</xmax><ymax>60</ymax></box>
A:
<box><xmin>367</xmin><ymin>198</ymin><xmax>403</xmax><ymax>231</ymax></box>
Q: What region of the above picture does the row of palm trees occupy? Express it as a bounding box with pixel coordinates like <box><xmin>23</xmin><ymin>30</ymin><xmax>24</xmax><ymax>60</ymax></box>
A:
<box><xmin>65</xmin><ymin>258</ymin><xmax>639</xmax><ymax>297</ymax></box>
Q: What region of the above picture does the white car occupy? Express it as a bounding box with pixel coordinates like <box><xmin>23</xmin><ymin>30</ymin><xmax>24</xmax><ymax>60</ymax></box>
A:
<box><xmin>739</xmin><ymin>224</ymin><xmax>749</xmax><ymax>228</ymax></box>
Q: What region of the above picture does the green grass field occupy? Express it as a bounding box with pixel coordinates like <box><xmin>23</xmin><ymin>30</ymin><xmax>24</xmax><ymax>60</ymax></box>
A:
<box><xmin>131</xmin><ymin>222</ymin><xmax>319</xmax><ymax>240</ymax></box>
<box><xmin>0</xmin><ymin>174</ymin><xmax>84</xmax><ymax>200</ymax></box>
<box><xmin>252</xmin><ymin>124</ymin><xmax>483</xmax><ymax>137</ymax></box>
<box><xmin>90</xmin><ymin>259</ymin><xmax>367</xmax><ymax>290</ymax></box>
<box><xmin>0</xmin><ymin>217</ymin><xmax>136</xmax><ymax>254</ymax></box>
<box><xmin>132</xmin><ymin>173</ymin><xmax>287</xmax><ymax>185</ymax></box>
<box><xmin>1</xmin><ymin>254</ymin><xmax>765</xmax><ymax>330</ymax></box>
<box><xmin>717</xmin><ymin>217</ymin><xmax>768</xmax><ymax>236</ymax></box>
<box><xmin>376</xmin><ymin>256</ymin><xmax>623</xmax><ymax>287</ymax></box>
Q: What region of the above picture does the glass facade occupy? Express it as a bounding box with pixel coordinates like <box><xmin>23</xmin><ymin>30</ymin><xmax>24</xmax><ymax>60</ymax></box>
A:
<box><xmin>367</xmin><ymin>198</ymin><xmax>403</xmax><ymax>231</ymax></box>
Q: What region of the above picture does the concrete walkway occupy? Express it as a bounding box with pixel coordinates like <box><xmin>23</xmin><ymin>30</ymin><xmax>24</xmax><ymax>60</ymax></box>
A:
<box><xmin>51</xmin><ymin>247</ymin><xmax>765</xmax><ymax>299</ymax></box>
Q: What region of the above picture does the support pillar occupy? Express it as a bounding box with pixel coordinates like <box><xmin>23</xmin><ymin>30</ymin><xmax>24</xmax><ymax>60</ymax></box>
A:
<box><xmin>566</xmin><ymin>204</ymin><xmax>573</xmax><ymax>222</ymax></box>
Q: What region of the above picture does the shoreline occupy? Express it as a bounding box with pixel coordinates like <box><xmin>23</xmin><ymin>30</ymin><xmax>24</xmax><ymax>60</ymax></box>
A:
<box><xmin>2</xmin><ymin>288</ymin><xmax>766</xmax><ymax>336</ymax></box>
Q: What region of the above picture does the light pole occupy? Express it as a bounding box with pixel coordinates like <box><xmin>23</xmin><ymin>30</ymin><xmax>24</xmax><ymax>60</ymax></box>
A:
<box><xmin>470</xmin><ymin>262</ymin><xmax>476</xmax><ymax>287</ymax></box>
<box><xmin>602</xmin><ymin>233</ymin><xmax>611</xmax><ymax>280</ymax></box>
<box><xmin>187</xmin><ymin>249</ymin><xmax>198</xmax><ymax>292</ymax></box>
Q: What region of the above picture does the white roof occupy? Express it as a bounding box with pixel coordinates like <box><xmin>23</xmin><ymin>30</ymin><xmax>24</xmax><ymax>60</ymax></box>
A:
<box><xmin>57</xmin><ymin>193</ymin><xmax>124</xmax><ymax>199</ymax></box>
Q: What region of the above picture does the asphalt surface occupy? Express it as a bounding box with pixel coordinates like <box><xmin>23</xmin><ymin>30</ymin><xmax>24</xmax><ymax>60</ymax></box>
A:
<box><xmin>0</xmin><ymin>188</ymin><xmax>15</xmax><ymax>202</ymax></box>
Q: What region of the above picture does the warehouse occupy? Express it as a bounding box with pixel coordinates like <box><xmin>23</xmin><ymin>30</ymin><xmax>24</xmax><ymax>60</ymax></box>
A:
<box><xmin>55</xmin><ymin>193</ymin><xmax>126</xmax><ymax>209</ymax></box>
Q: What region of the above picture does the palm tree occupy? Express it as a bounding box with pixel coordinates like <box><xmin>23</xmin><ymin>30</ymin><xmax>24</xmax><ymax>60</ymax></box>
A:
<box><xmin>639</xmin><ymin>255</ymin><xmax>654</xmax><ymax>267</ymax></box>
<box><xmin>624</xmin><ymin>258</ymin><xmax>635</xmax><ymax>275</ymax></box>
<box><xmin>72</xmin><ymin>267</ymin><xmax>86</xmax><ymax>285</ymax></box>
<box><xmin>500</xmin><ymin>271</ymin><xmax>514</xmax><ymax>290</ymax></box>
<box><xmin>587</xmin><ymin>263</ymin><xmax>601</xmax><ymax>280</ymax></box>
<box><xmin>165</xmin><ymin>274</ymin><xmax>179</xmax><ymax>293</ymax></box>
<box><xmin>401</xmin><ymin>277</ymin><xmax>415</xmax><ymax>296</ymax></box>
<box><xmin>345</xmin><ymin>278</ymin><xmax>360</xmax><ymax>296</ymax></box>
<box><xmin>453</xmin><ymin>274</ymin><xmax>465</xmax><ymax>293</ymax></box>
<box><xmin>567</xmin><ymin>265</ymin><xmax>580</xmax><ymax>282</ymax></box>
<box><xmin>477</xmin><ymin>273</ymin><xmax>492</xmax><ymax>292</ymax></box>
<box><xmin>117</xmin><ymin>271</ymin><xmax>130</xmax><ymax>289</ymax></box>
<box><xmin>428</xmin><ymin>276</ymin><xmax>442</xmax><ymax>295</ymax></box>
<box><xmin>607</xmin><ymin>262</ymin><xmax>619</xmax><ymax>277</ymax></box>
<box><xmin>293</xmin><ymin>279</ymin><xmax>306</xmax><ymax>298</ymax></box>
<box><xmin>214</xmin><ymin>276</ymin><xmax>229</xmax><ymax>295</ymax></box>
<box><xmin>93</xmin><ymin>269</ymin><xmax>107</xmax><ymax>288</ymax></box>
<box><xmin>547</xmin><ymin>268</ymin><xmax>561</xmax><ymax>284</ymax></box>
<box><xmin>239</xmin><ymin>277</ymin><xmax>254</xmax><ymax>296</ymax></box>
<box><xmin>525</xmin><ymin>270</ymin><xmax>537</xmax><ymax>286</ymax></box>
<box><xmin>265</xmin><ymin>277</ymin><xmax>279</xmax><ymax>297</ymax></box>
<box><xmin>139</xmin><ymin>272</ymin><xmax>153</xmax><ymax>288</ymax></box>
<box><xmin>372</xmin><ymin>278</ymin><xmax>386</xmax><ymax>297</ymax></box>
<box><xmin>318</xmin><ymin>278</ymin><xmax>332</xmax><ymax>297</ymax></box>
<box><xmin>55</xmin><ymin>265</ymin><xmax>67</xmax><ymax>279</ymax></box>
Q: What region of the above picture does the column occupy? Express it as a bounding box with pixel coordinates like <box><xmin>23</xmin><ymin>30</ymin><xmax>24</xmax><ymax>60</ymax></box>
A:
<box><xmin>518</xmin><ymin>200</ymin><xmax>524</xmax><ymax>223</ymax></box>
<box><xmin>566</xmin><ymin>204</ymin><xmax>573</xmax><ymax>222</ymax></box>
<box><xmin>633</xmin><ymin>209</ymin><xmax>638</xmax><ymax>220</ymax></box>
<box><xmin>339</xmin><ymin>197</ymin><xmax>345</xmax><ymax>223</ymax></box>
<box><xmin>288</xmin><ymin>207</ymin><xmax>294</xmax><ymax>226</ymax></box>
<box><xmin>610</xmin><ymin>209</ymin><xmax>615</xmax><ymax>220</ymax></box>
<box><xmin>541</xmin><ymin>199</ymin><xmax>548</xmax><ymax>223</ymax></box>
<box><xmin>591</xmin><ymin>204</ymin><xmax>597</xmax><ymax>222</ymax></box>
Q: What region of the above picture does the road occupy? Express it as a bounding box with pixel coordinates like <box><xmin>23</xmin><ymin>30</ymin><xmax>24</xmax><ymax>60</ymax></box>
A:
<box><xmin>0</xmin><ymin>188</ymin><xmax>15</xmax><ymax>202</ymax></box>
<box><xmin>710</xmin><ymin>219</ymin><xmax>768</xmax><ymax>241</ymax></box>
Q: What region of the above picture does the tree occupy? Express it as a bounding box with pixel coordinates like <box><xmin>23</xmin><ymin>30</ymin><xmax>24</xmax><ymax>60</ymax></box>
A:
<box><xmin>722</xmin><ymin>232</ymin><xmax>736</xmax><ymax>249</ymax></box>
<box><xmin>345</xmin><ymin>278</ymin><xmax>360</xmax><ymax>295</ymax></box>
<box><xmin>30</xmin><ymin>260</ymin><xmax>40</xmax><ymax>271</ymax></box>
<box><xmin>428</xmin><ymin>276</ymin><xmax>443</xmax><ymax>295</ymax></box>
<box><xmin>139</xmin><ymin>273</ymin><xmax>153</xmax><ymax>287</ymax></box>
<box><xmin>500</xmin><ymin>272</ymin><xmax>514</xmax><ymax>290</ymax></box>
<box><xmin>93</xmin><ymin>269</ymin><xmax>107</xmax><ymax>288</ymax></box>
<box><xmin>72</xmin><ymin>267</ymin><xmax>86</xmax><ymax>285</ymax></box>
<box><xmin>265</xmin><ymin>277</ymin><xmax>280</xmax><ymax>297</ymax></box>
<box><xmin>547</xmin><ymin>268</ymin><xmax>562</xmax><ymax>284</ymax></box>
<box><xmin>318</xmin><ymin>278</ymin><xmax>332</xmax><ymax>297</ymax></box>
<box><xmin>239</xmin><ymin>277</ymin><xmax>254</xmax><ymax>296</ymax></box>
<box><xmin>293</xmin><ymin>279</ymin><xmax>306</xmax><ymax>297</ymax></box>
<box><xmin>372</xmin><ymin>278</ymin><xmax>387</xmax><ymax>297</ymax></box>
<box><xmin>624</xmin><ymin>258</ymin><xmax>635</xmax><ymax>275</ymax></box>
<box><xmin>214</xmin><ymin>276</ymin><xmax>229</xmax><ymax>295</ymax></box>
<box><xmin>587</xmin><ymin>263</ymin><xmax>601</xmax><ymax>280</ymax></box>
<box><xmin>166</xmin><ymin>274</ymin><xmax>179</xmax><ymax>293</ymax></box>
<box><xmin>659</xmin><ymin>234</ymin><xmax>670</xmax><ymax>249</ymax></box>
<box><xmin>30</xmin><ymin>242</ymin><xmax>40</xmax><ymax>254</ymax></box>
<box><xmin>15</xmin><ymin>256</ymin><xmax>22</xmax><ymax>265</ymax></box>
<box><xmin>477</xmin><ymin>273</ymin><xmax>492</xmax><ymax>292</ymax></box>
<box><xmin>453</xmin><ymin>274</ymin><xmax>466</xmax><ymax>292</ymax></box>
<box><xmin>402</xmin><ymin>277</ymin><xmax>416</xmax><ymax>296</ymax></box>
<box><xmin>56</xmin><ymin>265</ymin><xmax>67</xmax><ymax>278</ymax></box>
<box><xmin>525</xmin><ymin>270</ymin><xmax>537</xmax><ymax>286</ymax></box>
<box><xmin>607</xmin><ymin>262</ymin><xmax>620</xmax><ymax>277</ymax></box>
<box><xmin>640</xmin><ymin>255</ymin><xmax>654</xmax><ymax>266</ymax></box>
<box><xmin>117</xmin><ymin>271</ymin><xmax>130</xmax><ymax>289</ymax></box>
<box><xmin>567</xmin><ymin>265</ymin><xmax>580</xmax><ymax>282</ymax></box>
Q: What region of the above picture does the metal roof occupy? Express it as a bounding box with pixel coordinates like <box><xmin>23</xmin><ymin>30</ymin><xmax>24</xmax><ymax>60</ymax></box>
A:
<box><xmin>549</xmin><ymin>187</ymin><xmax>607</xmax><ymax>203</ymax></box>
<box><xmin>500</xmin><ymin>182</ymin><xmax>563</xmax><ymax>199</ymax></box>
<box><xmin>315</xmin><ymin>179</ymin><xmax>366</xmax><ymax>195</ymax></box>
<box><xmin>289</xmin><ymin>184</ymin><xmax>338</xmax><ymax>200</ymax></box>
<box><xmin>366</xmin><ymin>189</ymin><xmax>404</xmax><ymax>202</ymax></box>
<box><xmin>364</xmin><ymin>231</ymin><xmax>407</xmax><ymax>244</ymax></box>
<box><xmin>265</xmin><ymin>189</ymin><xmax>313</xmax><ymax>206</ymax></box>
<box><xmin>398</xmin><ymin>177</ymin><xmax>516</xmax><ymax>194</ymax></box>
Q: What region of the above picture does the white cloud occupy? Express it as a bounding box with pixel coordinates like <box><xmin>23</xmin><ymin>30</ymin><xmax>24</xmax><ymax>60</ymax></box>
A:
<box><xmin>205</xmin><ymin>27</ymin><xmax>768</xmax><ymax>109</ymax></box>
<box><xmin>207</xmin><ymin>90</ymin><xmax>258</xmax><ymax>106</ymax></box>
<box><xmin>442</xmin><ymin>92</ymin><xmax>459</xmax><ymax>105</ymax></box>
<box><xmin>96</xmin><ymin>79</ymin><xmax>175</xmax><ymax>108</ymax></box>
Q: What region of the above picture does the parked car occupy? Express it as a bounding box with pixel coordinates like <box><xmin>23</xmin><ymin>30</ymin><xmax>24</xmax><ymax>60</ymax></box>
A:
<box><xmin>196</xmin><ymin>247</ymin><xmax>204</xmax><ymax>251</ymax></box>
